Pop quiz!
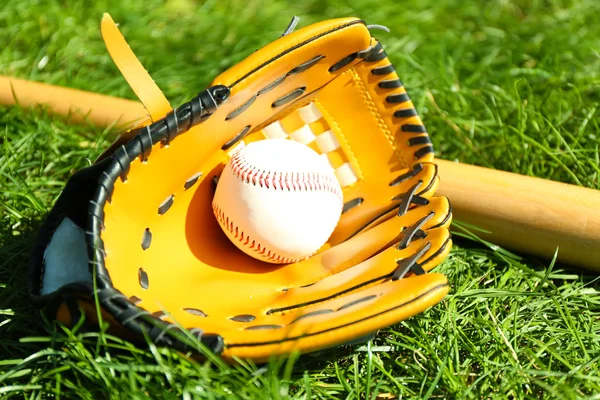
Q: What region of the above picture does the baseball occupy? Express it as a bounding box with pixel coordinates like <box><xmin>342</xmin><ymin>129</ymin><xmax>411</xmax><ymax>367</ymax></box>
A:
<box><xmin>212</xmin><ymin>138</ymin><xmax>344</xmax><ymax>264</ymax></box>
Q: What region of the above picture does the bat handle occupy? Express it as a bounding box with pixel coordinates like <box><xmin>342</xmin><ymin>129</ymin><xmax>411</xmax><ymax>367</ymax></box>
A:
<box><xmin>0</xmin><ymin>75</ymin><xmax>148</xmax><ymax>130</ymax></box>
<box><xmin>435</xmin><ymin>158</ymin><xmax>600</xmax><ymax>271</ymax></box>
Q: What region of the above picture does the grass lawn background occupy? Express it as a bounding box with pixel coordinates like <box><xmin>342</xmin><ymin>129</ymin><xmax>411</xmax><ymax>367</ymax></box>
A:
<box><xmin>1</xmin><ymin>0</ymin><xmax>599</xmax><ymax>398</ymax></box>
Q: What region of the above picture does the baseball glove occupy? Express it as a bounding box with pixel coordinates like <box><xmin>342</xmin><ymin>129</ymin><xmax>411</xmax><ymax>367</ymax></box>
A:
<box><xmin>29</xmin><ymin>14</ymin><xmax>453</xmax><ymax>363</ymax></box>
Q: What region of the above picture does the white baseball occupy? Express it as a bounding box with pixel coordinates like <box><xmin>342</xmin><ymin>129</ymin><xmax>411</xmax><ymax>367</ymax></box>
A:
<box><xmin>212</xmin><ymin>138</ymin><xmax>344</xmax><ymax>264</ymax></box>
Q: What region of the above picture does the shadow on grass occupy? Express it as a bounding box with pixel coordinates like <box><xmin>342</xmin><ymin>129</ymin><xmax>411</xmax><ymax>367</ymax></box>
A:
<box><xmin>0</xmin><ymin>219</ymin><xmax>49</xmax><ymax>359</ymax></box>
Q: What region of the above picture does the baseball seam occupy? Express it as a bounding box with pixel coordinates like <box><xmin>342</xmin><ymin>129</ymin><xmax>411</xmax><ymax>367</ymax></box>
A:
<box><xmin>212</xmin><ymin>202</ymin><xmax>301</xmax><ymax>264</ymax></box>
<box><xmin>213</xmin><ymin>147</ymin><xmax>344</xmax><ymax>263</ymax></box>
<box><xmin>229</xmin><ymin>149</ymin><xmax>344</xmax><ymax>204</ymax></box>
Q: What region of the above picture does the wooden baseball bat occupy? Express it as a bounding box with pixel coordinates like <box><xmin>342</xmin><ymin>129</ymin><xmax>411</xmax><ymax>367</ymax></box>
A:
<box><xmin>2</xmin><ymin>74</ymin><xmax>599</xmax><ymax>271</ymax></box>
<box><xmin>0</xmin><ymin>75</ymin><xmax>148</xmax><ymax>131</ymax></box>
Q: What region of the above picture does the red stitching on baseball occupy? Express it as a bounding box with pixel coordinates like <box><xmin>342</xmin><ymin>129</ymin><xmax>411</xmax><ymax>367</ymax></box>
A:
<box><xmin>212</xmin><ymin>202</ymin><xmax>301</xmax><ymax>263</ymax></box>
<box><xmin>229</xmin><ymin>148</ymin><xmax>344</xmax><ymax>206</ymax></box>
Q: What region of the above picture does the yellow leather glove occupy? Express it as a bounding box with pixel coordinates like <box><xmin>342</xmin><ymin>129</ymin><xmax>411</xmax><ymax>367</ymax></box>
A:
<box><xmin>29</xmin><ymin>15</ymin><xmax>453</xmax><ymax>363</ymax></box>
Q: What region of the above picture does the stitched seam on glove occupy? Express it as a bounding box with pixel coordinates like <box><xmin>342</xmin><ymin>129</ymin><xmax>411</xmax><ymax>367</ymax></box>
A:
<box><xmin>313</xmin><ymin>97</ymin><xmax>364</xmax><ymax>182</ymax></box>
<box><xmin>348</xmin><ymin>68</ymin><xmax>407</xmax><ymax>169</ymax></box>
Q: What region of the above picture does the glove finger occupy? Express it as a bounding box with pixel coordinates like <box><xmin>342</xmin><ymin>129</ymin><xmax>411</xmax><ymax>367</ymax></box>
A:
<box><xmin>329</xmin><ymin>162</ymin><xmax>441</xmax><ymax>245</ymax></box>
<box><xmin>263</xmin><ymin>226</ymin><xmax>451</xmax><ymax>315</ymax></box>
<box><xmin>220</xmin><ymin>272</ymin><xmax>449</xmax><ymax>361</ymax></box>
<box><xmin>315</xmin><ymin>196</ymin><xmax>451</xmax><ymax>279</ymax></box>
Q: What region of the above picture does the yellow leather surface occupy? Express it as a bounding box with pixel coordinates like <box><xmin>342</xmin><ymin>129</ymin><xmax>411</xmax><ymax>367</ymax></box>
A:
<box><xmin>93</xmin><ymin>15</ymin><xmax>451</xmax><ymax>362</ymax></box>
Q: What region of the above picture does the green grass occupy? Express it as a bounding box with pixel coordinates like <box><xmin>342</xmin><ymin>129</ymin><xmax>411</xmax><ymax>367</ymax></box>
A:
<box><xmin>1</xmin><ymin>0</ymin><xmax>600</xmax><ymax>398</ymax></box>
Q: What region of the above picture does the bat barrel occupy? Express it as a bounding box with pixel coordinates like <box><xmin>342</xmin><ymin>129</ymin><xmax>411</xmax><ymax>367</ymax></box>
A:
<box><xmin>436</xmin><ymin>159</ymin><xmax>600</xmax><ymax>271</ymax></box>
